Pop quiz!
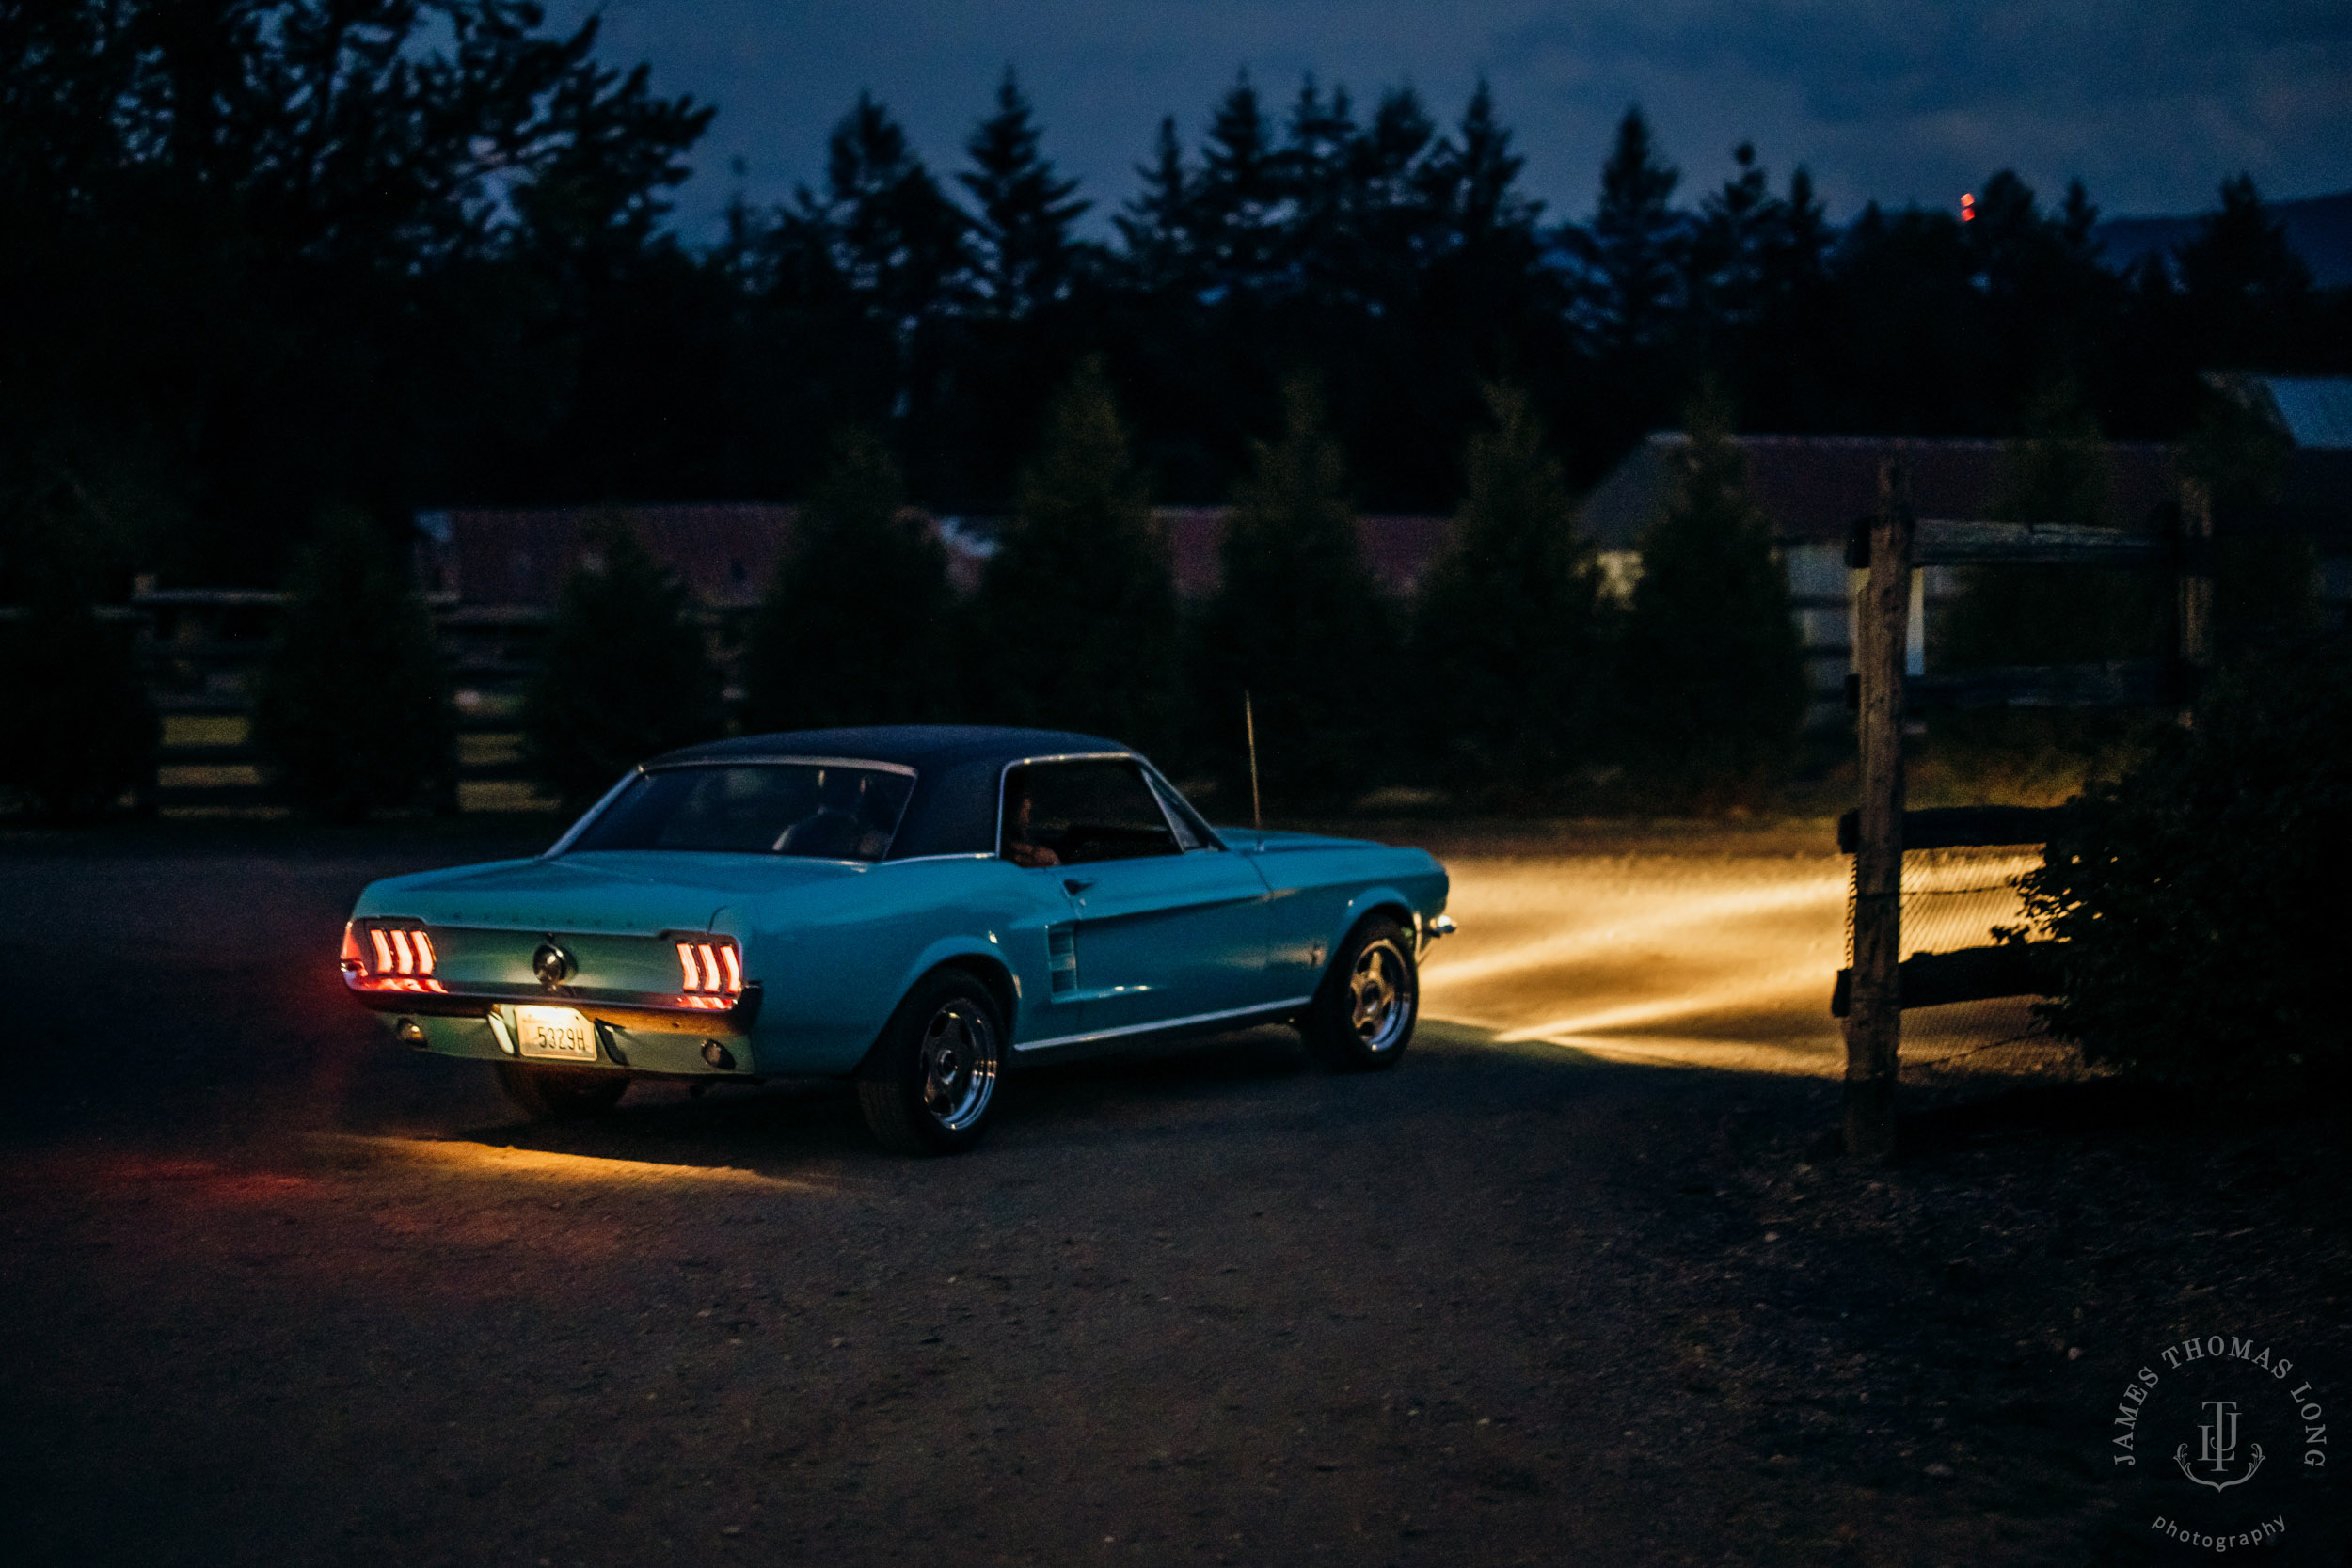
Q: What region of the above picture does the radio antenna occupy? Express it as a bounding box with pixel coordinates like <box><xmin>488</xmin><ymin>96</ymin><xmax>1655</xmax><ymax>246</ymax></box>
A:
<box><xmin>1244</xmin><ymin>690</ymin><xmax>1263</xmax><ymax>830</ymax></box>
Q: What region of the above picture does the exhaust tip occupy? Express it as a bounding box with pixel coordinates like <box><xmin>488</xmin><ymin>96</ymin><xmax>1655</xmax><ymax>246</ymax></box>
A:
<box><xmin>394</xmin><ymin>1018</ymin><xmax>429</xmax><ymax>1048</ymax></box>
<box><xmin>701</xmin><ymin>1040</ymin><xmax>736</xmax><ymax>1070</ymax></box>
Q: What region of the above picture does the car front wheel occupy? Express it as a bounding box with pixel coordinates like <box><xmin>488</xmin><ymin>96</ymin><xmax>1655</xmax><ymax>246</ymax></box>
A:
<box><xmin>857</xmin><ymin>969</ymin><xmax>1004</xmax><ymax>1155</ymax></box>
<box><xmin>495</xmin><ymin>1061</ymin><xmax>628</xmax><ymax>1120</ymax></box>
<box><xmin>1301</xmin><ymin>916</ymin><xmax>1418</xmax><ymax>1070</ymax></box>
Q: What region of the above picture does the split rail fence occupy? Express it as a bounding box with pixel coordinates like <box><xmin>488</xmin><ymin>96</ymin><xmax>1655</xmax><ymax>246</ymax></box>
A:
<box><xmin>1833</xmin><ymin>465</ymin><xmax>2216</xmax><ymax>1159</ymax></box>
<box><xmin>0</xmin><ymin>592</ymin><xmax>647</xmax><ymax>814</ymax></box>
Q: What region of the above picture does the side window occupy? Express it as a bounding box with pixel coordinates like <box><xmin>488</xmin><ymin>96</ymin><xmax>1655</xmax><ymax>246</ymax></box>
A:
<box><xmin>1002</xmin><ymin>760</ymin><xmax>1180</xmax><ymax>867</ymax></box>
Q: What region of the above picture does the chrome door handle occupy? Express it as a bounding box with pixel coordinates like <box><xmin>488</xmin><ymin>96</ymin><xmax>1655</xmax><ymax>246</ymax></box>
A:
<box><xmin>1062</xmin><ymin>878</ymin><xmax>1096</xmax><ymax>895</ymax></box>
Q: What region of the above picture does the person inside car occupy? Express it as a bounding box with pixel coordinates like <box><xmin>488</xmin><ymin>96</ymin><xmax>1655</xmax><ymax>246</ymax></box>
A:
<box><xmin>1002</xmin><ymin>775</ymin><xmax>1060</xmax><ymax>868</ymax></box>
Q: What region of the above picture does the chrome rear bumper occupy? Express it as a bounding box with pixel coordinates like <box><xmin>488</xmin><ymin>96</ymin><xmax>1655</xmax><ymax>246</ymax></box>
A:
<box><xmin>343</xmin><ymin>972</ymin><xmax>763</xmax><ymax>1037</ymax></box>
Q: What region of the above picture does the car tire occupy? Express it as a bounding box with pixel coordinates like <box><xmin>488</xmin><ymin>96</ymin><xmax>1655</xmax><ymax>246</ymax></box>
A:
<box><xmin>495</xmin><ymin>1061</ymin><xmax>628</xmax><ymax>1120</ymax></box>
<box><xmin>1301</xmin><ymin>916</ymin><xmax>1418</xmax><ymax>1071</ymax></box>
<box><xmin>857</xmin><ymin>969</ymin><xmax>1005</xmax><ymax>1156</ymax></box>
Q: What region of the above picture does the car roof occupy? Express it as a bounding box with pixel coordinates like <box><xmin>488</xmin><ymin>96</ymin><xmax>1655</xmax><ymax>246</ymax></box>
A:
<box><xmin>640</xmin><ymin>726</ymin><xmax>1141</xmax><ymax>858</ymax></box>
<box><xmin>645</xmin><ymin>725</ymin><xmax>1129</xmax><ymax>773</ymax></box>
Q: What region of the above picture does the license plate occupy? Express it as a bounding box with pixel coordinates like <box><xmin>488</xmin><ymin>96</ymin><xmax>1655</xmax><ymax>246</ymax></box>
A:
<box><xmin>515</xmin><ymin>1006</ymin><xmax>596</xmax><ymax>1060</ymax></box>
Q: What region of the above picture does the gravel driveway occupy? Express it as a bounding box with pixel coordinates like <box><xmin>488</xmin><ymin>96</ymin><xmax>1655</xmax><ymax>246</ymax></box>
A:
<box><xmin>3</xmin><ymin>821</ymin><xmax>2339</xmax><ymax>1565</ymax></box>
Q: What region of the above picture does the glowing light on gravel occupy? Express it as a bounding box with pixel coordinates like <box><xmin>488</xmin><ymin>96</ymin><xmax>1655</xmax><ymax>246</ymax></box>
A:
<box><xmin>1420</xmin><ymin>854</ymin><xmax>1854</xmax><ymax>1074</ymax></box>
<box><xmin>310</xmin><ymin>1134</ymin><xmax>839</xmax><ymax>1193</ymax></box>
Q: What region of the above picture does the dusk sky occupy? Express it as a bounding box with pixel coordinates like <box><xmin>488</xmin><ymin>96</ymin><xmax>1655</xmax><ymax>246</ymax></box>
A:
<box><xmin>548</xmin><ymin>0</ymin><xmax>2352</xmax><ymax>242</ymax></box>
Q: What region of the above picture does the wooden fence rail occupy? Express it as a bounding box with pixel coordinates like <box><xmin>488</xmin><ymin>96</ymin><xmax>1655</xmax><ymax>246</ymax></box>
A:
<box><xmin>1</xmin><ymin>592</ymin><xmax>599</xmax><ymax>813</ymax></box>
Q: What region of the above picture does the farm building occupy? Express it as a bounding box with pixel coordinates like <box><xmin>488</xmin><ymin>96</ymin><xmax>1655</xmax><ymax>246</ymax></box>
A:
<box><xmin>1579</xmin><ymin>425</ymin><xmax>2352</xmax><ymax>730</ymax></box>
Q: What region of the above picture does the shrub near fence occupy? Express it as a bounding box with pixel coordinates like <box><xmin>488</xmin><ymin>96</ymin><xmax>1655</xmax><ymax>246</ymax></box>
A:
<box><xmin>2019</xmin><ymin>639</ymin><xmax>2352</xmax><ymax>1095</ymax></box>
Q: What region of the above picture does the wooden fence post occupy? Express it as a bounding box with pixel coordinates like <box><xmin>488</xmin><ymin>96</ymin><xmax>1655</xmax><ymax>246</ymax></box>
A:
<box><xmin>2177</xmin><ymin>478</ymin><xmax>2214</xmax><ymax>723</ymax></box>
<box><xmin>1845</xmin><ymin>459</ymin><xmax>1913</xmax><ymax>1160</ymax></box>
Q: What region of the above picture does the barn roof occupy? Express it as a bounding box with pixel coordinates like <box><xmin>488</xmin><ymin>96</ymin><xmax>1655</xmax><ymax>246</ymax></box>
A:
<box><xmin>414</xmin><ymin>503</ymin><xmax>797</xmax><ymax>608</ymax></box>
<box><xmin>1578</xmin><ymin>434</ymin><xmax>2183</xmax><ymax>553</ymax></box>
<box><xmin>2207</xmin><ymin>373</ymin><xmax>2352</xmax><ymax>451</ymax></box>
<box><xmin>415</xmin><ymin>502</ymin><xmax>1452</xmax><ymax>609</ymax></box>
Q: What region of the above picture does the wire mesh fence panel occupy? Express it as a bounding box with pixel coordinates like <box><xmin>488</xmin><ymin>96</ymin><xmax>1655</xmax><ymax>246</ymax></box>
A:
<box><xmin>1843</xmin><ymin>845</ymin><xmax>2091</xmax><ymax>1086</ymax></box>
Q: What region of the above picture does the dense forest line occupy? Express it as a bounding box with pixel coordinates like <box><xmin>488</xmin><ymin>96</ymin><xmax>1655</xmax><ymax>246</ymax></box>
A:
<box><xmin>5</xmin><ymin>0</ymin><xmax>2349</xmax><ymax>596</ymax></box>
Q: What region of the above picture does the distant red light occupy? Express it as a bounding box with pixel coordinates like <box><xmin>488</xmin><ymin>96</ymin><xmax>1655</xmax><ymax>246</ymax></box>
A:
<box><xmin>1960</xmin><ymin>192</ymin><xmax>1975</xmax><ymax>222</ymax></box>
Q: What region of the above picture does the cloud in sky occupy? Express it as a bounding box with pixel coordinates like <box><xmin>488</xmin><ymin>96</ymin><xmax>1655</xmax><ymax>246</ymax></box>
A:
<box><xmin>555</xmin><ymin>0</ymin><xmax>2352</xmax><ymax>240</ymax></box>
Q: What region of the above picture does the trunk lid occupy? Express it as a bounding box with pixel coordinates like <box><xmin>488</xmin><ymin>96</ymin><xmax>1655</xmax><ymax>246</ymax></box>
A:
<box><xmin>358</xmin><ymin>851</ymin><xmax>863</xmax><ymax>935</ymax></box>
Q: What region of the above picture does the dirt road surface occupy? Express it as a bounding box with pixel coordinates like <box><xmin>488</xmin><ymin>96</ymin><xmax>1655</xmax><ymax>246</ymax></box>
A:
<box><xmin>1</xmin><ymin>822</ymin><xmax>2337</xmax><ymax>1565</ymax></box>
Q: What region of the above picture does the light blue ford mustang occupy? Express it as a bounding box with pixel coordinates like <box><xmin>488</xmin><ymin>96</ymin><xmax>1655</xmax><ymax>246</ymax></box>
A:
<box><xmin>343</xmin><ymin>726</ymin><xmax>1453</xmax><ymax>1154</ymax></box>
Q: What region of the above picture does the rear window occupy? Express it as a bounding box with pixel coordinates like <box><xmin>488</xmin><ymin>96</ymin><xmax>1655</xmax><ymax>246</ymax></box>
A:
<box><xmin>568</xmin><ymin>764</ymin><xmax>914</xmax><ymax>862</ymax></box>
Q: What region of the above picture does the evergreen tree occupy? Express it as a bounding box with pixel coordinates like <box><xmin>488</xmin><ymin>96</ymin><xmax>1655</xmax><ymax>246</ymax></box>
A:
<box><xmin>1957</xmin><ymin>171</ymin><xmax>2121</xmax><ymax>402</ymax></box>
<box><xmin>0</xmin><ymin>521</ymin><xmax>157</xmax><ymax>823</ymax></box>
<box><xmin>1577</xmin><ymin>106</ymin><xmax>1686</xmax><ymax>359</ymax></box>
<box><xmin>959</xmin><ymin>70</ymin><xmax>1089</xmax><ymax>320</ymax></box>
<box><xmin>1413</xmin><ymin>384</ymin><xmax>1603</xmax><ymax>797</ymax></box>
<box><xmin>1692</xmin><ymin>143</ymin><xmax>1784</xmax><ymax>331</ymax></box>
<box><xmin>1194</xmin><ymin>375</ymin><xmax>1396</xmax><ymax>812</ymax></box>
<box><xmin>974</xmin><ymin>360</ymin><xmax>1179</xmax><ymax>746</ymax></box>
<box><xmin>1279</xmin><ymin>76</ymin><xmax>1358</xmax><ymax>284</ymax></box>
<box><xmin>2177</xmin><ymin>174</ymin><xmax>2312</xmax><ymax>312</ymax></box>
<box><xmin>252</xmin><ymin>511</ymin><xmax>453</xmax><ymax>823</ymax></box>
<box><xmin>2175</xmin><ymin>174</ymin><xmax>2315</xmax><ymax>366</ymax></box>
<box><xmin>1442</xmin><ymin>81</ymin><xmax>1537</xmax><ymax>248</ymax></box>
<box><xmin>2184</xmin><ymin>386</ymin><xmax>2320</xmax><ymax>647</ymax></box>
<box><xmin>1617</xmin><ymin>389</ymin><xmax>1807</xmax><ymax>801</ymax></box>
<box><xmin>740</xmin><ymin>428</ymin><xmax>956</xmax><ymax>733</ymax></box>
<box><xmin>522</xmin><ymin>516</ymin><xmax>724</xmax><ymax>814</ymax></box>
<box><xmin>1808</xmin><ymin>199</ymin><xmax>1993</xmax><ymax>435</ymax></box>
<box><xmin>1115</xmin><ymin>116</ymin><xmax>1201</xmax><ymax>293</ymax></box>
<box><xmin>775</xmin><ymin>94</ymin><xmax>968</xmax><ymax>393</ymax></box>
<box><xmin>1943</xmin><ymin>380</ymin><xmax>2162</xmax><ymax>669</ymax></box>
<box><xmin>1194</xmin><ymin>72</ymin><xmax>1284</xmax><ymax>292</ymax></box>
<box><xmin>1349</xmin><ymin>87</ymin><xmax>1443</xmax><ymax>287</ymax></box>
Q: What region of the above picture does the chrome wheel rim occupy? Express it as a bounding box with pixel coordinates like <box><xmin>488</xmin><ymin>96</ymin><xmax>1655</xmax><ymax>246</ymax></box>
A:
<box><xmin>1348</xmin><ymin>940</ymin><xmax>1414</xmax><ymax>1052</ymax></box>
<box><xmin>918</xmin><ymin>1000</ymin><xmax>998</xmax><ymax>1132</ymax></box>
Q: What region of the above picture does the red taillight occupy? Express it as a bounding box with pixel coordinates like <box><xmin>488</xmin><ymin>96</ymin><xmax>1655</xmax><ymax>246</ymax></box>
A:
<box><xmin>348</xmin><ymin>922</ymin><xmax>441</xmax><ymax>990</ymax></box>
<box><xmin>676</xmin><ymin>939</ymin><xmax>743</xmax><ymax>996</ymax></box>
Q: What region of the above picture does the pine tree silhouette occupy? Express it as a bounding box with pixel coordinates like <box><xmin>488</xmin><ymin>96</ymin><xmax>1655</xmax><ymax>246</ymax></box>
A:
<box><xmin>1193</xmin><ymin>376</ymin><xmax>1396</xmax><ymax>813</ymax></box>
<box><xmin>1617</xmin><ymin>388</ymin><xmax>1807</xmax><ymax>802</ymax></box>
<box><xmin>1414</xmin><ymin>385</ymin><xmax>1604</xmax><ymax>798</ymax></box>
<box><xmin>523</xmin><ymin>516</ymin><xmax>724</xmax><ymax>813</ymax></box>
<box><xmin>975</xmin><ymin>359</ymin><xmax>1178</xmax><ymax>747</ymax></box>
<box><xmin>254</xmin><ymin>511</ymin><xmax>451</xmax><ymax>822</ymax></box>
<box><xmin>959</xmin><ymin>70</ymin><xmax>1089</xmax><ymax>321</ymax></box>
<box><xmin>742</xmin><ymin>429</ymin><xmax>956</xmax><ymax>733</ymax></box>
